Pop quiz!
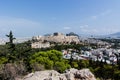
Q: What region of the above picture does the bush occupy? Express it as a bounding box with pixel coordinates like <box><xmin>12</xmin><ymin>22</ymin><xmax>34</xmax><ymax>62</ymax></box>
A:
<box><xmin>29</xmin><ymin>50</ymin><xmax>70</xmax><ymax>72</ymax></box>
<box><xmin>0</xmin><ymin>57</ymin><xmax>8</xmax><ymax>64</ymax></box>
<box><xmin>54</xmin><ymin>61</ymin><xmax>70</xmax><ymax>73</ymax></box>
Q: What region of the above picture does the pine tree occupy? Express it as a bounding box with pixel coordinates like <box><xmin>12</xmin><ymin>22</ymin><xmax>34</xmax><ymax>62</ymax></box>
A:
<box><xmin>6</xmin><ymin>31</ymin><xmax>16</xmax><ymax>62</ymax></box>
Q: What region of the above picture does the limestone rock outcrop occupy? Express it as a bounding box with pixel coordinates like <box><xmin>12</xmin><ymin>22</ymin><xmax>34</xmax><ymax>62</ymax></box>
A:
<box><xmin>23</xmin><ymin>68</ymin><xmax>96</xmax><ymax>80</ymax></box>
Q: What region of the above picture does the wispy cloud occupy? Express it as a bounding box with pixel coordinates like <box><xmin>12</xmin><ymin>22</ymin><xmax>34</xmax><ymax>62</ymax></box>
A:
<box><xmin>79</xmin><ymin>25</ymin><xmax>98</xmax><ymax>34</ymax></box>
<box><xmin>79</xmin><ymin>24</ymin><xmax>119</xmax><ymax>35</ymax></box>
<box><xmin>63</xmin><ymin>27</ymin><xmax>71</xmax><ymax>30</ymax></box>
<box><xmin>91</xmin><ymin>10</ymin><xmax>112</xmax><ymax>20</ymax></box>
<box><xmin>80</xmin><ymin>25</ymin><xmax>88</xmax><ymax>28</ymax></box>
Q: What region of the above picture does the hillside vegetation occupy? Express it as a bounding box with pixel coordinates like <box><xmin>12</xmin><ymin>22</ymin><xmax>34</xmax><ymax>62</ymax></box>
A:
<box><xmin>0</xmin><ymin>31</ymin><xmax>120</xmax><ymax>80</ymax></box>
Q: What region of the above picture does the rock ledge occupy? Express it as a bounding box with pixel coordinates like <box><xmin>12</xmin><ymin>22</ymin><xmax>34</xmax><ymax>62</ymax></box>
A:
<box><xmin>23</xmin><ymin>68</ymin><xmax>96</xmax><ymax>80</ymax></box>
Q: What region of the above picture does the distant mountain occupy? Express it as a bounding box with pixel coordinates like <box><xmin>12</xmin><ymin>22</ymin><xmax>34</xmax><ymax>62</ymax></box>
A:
<box><xmin>110</xmin><ymin>32</ymin><xmax>120</xmax><ymax>37</ymax></box>
<box><xmin>83</xmin><ymin>32</ymin><xmax>120</xmax><ymax>39</ymax></box>
<box><xmin>103</xmin><ymin>32</ymin><xmax>120</xmax><ymax>39</ymax></box>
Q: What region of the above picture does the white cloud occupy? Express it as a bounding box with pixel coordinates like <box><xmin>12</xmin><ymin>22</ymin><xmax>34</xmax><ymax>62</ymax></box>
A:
<box><xmin>80</xmin><ymin>25</ymin><xmax>88</xmax><ymax>29</ymax></box>
<box><xmin>80</xmin><ymin>28</ymin><xmax>98</xmax><ymax>34</ymax></box>
<box><xmin>91</xmin><ymin>10</ymin><xmax>112</xmax><ymax>20</ymax></box>
<box><xmin>80</xmin><ymin>25</ymin><xmax>89</xmax><ymax>30</ymax></box>
<box><xmin>63</xmin><ymin>27</ymin><xmax>71</xmax><ymax>30</ymax></box>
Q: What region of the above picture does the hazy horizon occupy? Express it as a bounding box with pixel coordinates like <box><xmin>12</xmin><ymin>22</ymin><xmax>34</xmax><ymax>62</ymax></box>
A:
<box><xmin>0</xmin><ymin>0</ymin><xmax>120</xmax><ymax>37</ymax></box>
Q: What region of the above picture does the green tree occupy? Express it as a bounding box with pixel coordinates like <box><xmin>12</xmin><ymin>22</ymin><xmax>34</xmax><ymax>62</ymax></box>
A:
<box><xmin>114</xmin><ymin>70</ymin><xmax>120</xmax><ymax>79</ymax></box>
<box><xmin>54</xmin><ymin>61</ymin><xmax>67</xmax><ymax>73</ymax></box>
<box><xmin>6</xmin><ymin>31</ymin><xmax>16</xmax><ymax>44</ymax></box>
<box><xmin>71</xmin><ymin>61</ymin><xmax>78</xmax><ymax>68</ymax></box>
<box><xmin>6</xmin><ymin>31</ymin><xmax>16</xmax><ymax>62</ymax></box>
<box><xmin>78</xmin><ymin>60</ymin><xmax>89</xmax><ymax>69</ymax></box>
<box><xmin>0</xmin><ymin>57</ymin><xmax>8</xmax><ymax>64</ymax></box>
<box><xmin>29</xmin><ymin>50</ymin><xmax>70</xmax><ymax>72</ymax></box>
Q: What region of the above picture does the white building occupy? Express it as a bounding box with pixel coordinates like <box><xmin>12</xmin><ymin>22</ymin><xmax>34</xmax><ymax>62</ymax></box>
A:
<box><xmin>31</xmin><ymin>42</ymin><xmax>50</xmax><ymax>48</ymax></box>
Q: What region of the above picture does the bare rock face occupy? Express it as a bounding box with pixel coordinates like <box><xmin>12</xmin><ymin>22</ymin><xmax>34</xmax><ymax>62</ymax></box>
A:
<box><xmin>23</xmin><ymin>70</ymin><xmax>67</xmax><ymax>80</ymax></box>
<box><xmin>74</xmin><ymin>69</ymin><xmax>96</xmax><ymax>80</ymax></box>
<box><xmin>0</xmin><ymin>63</ymin><xmax>26</xmax><ymax>80</ymax></box>
<box><xmin>23</xmin><ymin>68</ymin><xmax>96</xmax><ymax>80</ymax></box>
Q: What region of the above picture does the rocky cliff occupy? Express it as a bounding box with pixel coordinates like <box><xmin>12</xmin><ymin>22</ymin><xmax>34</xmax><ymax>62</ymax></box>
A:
<box><xmin>23</xmin><ymin>68</ymin><xmax>96</xmax><ymax>80</ymax></box>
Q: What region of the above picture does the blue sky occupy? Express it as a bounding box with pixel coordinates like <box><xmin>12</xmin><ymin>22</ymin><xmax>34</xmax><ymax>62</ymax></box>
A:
<box><xmin>0</xmin><ymin>0</ymin><xmax>120</xmax><ymax>37</ymax></box>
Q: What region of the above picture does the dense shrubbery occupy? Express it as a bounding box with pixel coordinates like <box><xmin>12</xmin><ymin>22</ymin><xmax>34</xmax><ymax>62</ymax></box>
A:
<box><xmin>29</xmin><ymin>50</ymin><xmax>70</xmax><ymax>72</ymax></box>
